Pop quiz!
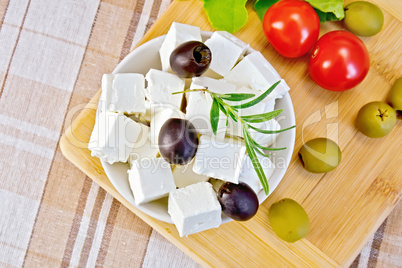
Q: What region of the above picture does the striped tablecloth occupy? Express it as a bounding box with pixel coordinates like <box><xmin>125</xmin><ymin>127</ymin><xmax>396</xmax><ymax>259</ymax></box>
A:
<box><xmin>0</xmin><ymin>0</ymin><xmax>400</xmax><ymax>267</ymax></box>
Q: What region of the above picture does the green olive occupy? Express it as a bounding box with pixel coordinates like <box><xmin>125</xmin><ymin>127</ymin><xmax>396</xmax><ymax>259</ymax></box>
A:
<box><xmin>388</xmin><ymin>77</ymin><xmax>402</xmax><ymax>112</ymax></box>
<box><xmin>269</xmin><ymin>198</ymin><xmax>310</xmax><ymax>243</ymax></box>
<box><xmin>298</xmin><ymin>138</ymin><xmax>341</xmax><ymax>173</ymax></box>
<box><xmin>356</xmin><ymin>101</ymin><xmax>396</xmax><ymax>138</ymax></box>
<box><xmin>344</xmin><ymin>1</ymin><xmax>384</xmax><ymax>37</ymax></box>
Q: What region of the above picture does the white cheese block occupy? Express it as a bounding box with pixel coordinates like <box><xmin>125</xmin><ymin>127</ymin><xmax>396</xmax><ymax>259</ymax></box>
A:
<box><xmin>204</xmin><ymin>31</ymin><xmax>249</xmax><ymax>76</ymax></box>
<box><xmin>128</xmin><ymin>125</ymin><xmax>159</xmax><ymax>167</ymax></box>
<box><xmin>252</xmin><ymin>119</ymin><xmax>281</xmax><ymax>148</ymax></box>
<box><xmin>99</xmin><ymin>74</ymin><xmax>113</xmax><ymax>113</ymax></box>
<box><xmin>146</xmin><ymin>69</ymin><xmax>185</xmax><ymax>109</ymax></box>
<box><xmin>149</xmin><ymin>107</ymin><xmax>185</xmax><ymax>147</ymax></box>
<box><xmin>128</xmin><ymin>138</ymin><xmax>159</xmax><ymax>167</ymax></box>
<box><xmin>190</xmin><ymin>76</ymin><xmax>236</xmax><ymax>94</ymax></box>
<box><xmin>224</xmin><ymin>51</ymin><xmax>290</xmax><ymax>99</ymax></box>
<box><xmin>172</xmin><ymin>159</ymin><xmax>209</xmax><ymax>188</ymax></box>
<box><xmin>192</xmin><ymin>135</ymin><xmax>246</xmax><ymax>183</ymax></box>
<box><xmin>101</xmin><ymin>73</ymin><xmax>146</xmax><ymax>114</ymax></box>
<box><xmin>245</xmin><ymin>95</ymin><xmax>279</xmax><ymax>147</ymax></box>
<box><xmin>185</xmin><ymin>91</ymin><xmax>226</xmax><ymax>140</ymax></box>
<box><xmin>187</xmin><ymin>77</ymin><xmax>238</xmax><ymax>140</ymax></box>
<box><xmin>140</xmin><ymin>100</ymin><xmax>152</xmax><ymax>122</ymax></box>
<box><xmin>159</xmin><ymin>22</ymin><xmax>202</xmax><ymax>72</ymax></box>
<box><xmin>226</xmin><ymin>86</ymin><xmax>269</xmax><ymax>138</ymax></box>
<box><xmin>128</xmin><ymin>157</ymin><xmax>176</xmax><ymax>205</ymax></box>
<box><xmin>168</xmin><ymin>182</ymin><xmax>221</xmax><ymax>237</ymax></box>
<box><xmin>88</xmin><ymin>111</ymin><xmax>143</xmax><ymax>164</ymax></box>
<box><xmin>226</xmin><ymin>92</ymin><xmax>277</xmax><ymax>141</ymax></box>
<box><xmin>201</xmin><ymin>68</ymin><xmax>222</xmax><ymax>80</ymax></box>
<box><xmin>239</xmin><ymin>153</ymin><xmax>275</xmax><ymax>194</ymax></box>
<box><xmin>185</xmin><ymin>91</ymin><xmax>210</xmax><ymax>132</ymax></box>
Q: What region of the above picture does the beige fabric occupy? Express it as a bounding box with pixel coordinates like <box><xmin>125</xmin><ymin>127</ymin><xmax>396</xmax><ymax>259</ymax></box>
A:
<box><xmin>0</xmin><ymin>0</ymin><xmax>400</xmax><ymax>267</ymax></box>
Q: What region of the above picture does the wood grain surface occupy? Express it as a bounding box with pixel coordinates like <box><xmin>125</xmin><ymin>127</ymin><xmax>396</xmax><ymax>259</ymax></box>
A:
<box><xmin>60</xmin><ymin>0</ymin><xmax>402</xmax><ymax>267</ymax></box>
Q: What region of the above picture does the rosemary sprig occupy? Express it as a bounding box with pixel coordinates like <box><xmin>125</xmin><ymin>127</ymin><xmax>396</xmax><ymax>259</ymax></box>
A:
<box><xmin>173</xmin><ymin>81</ymin><xmax>295</xmax><ymax>195</ymax></box>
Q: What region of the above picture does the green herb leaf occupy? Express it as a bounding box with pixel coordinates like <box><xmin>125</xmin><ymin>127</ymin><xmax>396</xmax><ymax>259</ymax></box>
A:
<box><xmin>217</xmin><ymin>101</ymin><xmax>230</xmax><ymax>126</ymax></box>
<box><xmin>232</xmin><ymin>81</ymin><xmax>280</xmax><ymax>109</ymax></box>
<box><xmin>254</xmin><ymin>147</ymin><xmax>272</xmax><ymax>157</ymax></box>
<box><xmin>243</xmin><ymin>128</ymin><xmax>269</xmax><ymax>194</ymax></box>
<box><xmin>313</xmin><ymin>8</ymin><xmax>341</xmax><ymax>23</ymax></box>
<box><xmin>229</xmin><ymin>111</ymin><xmax>238</xmax><ymax>122</ymax></box>
<box><xmin>253</xmin><ymin>0</ymin><xmax>344</xmax><ymax>23</ymax></box>
<box><xmin>172</xmin><ymin>89</ymin><xmax>207</xmax><ymax>95</ymax></box>
<box><xmin>210</xmin><ymin>98</ymin><xmax>220</xmax><ymax>135</ymax></box>
<box><xmin>202</xmin><ymin>0</ymin><xmax>248</xmax><ymax>33</ymax></box>
<box><xmin>254</xmin><ymin>0</ymin><xmax>279</xmax><ymax>21</ymax></box>
<box><xmin>248</xmin><ymin>124</ymin><xmax>296</xmax><ymax>134</ymax></box>
<box><xmin>307</xmin><ymin>0</ymin><xmax>345</xmax><ymax>21</ymax></box>
<box><xmin>219</xmin><ymin>93</ymin><xmax>255</xmax><ymax>101</ymax></box>
<box><xmin>241</xmin><ymin>109</ymin><xmax>283</xmax><ymax>123</ymax></box>
<box><xmin>252</xmin><ymin>139</ymin><xmax>287</xmax><ymax>151</ymax></box>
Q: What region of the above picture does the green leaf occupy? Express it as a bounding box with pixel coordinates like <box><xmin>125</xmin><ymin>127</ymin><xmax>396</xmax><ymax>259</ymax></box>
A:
<box><xmin>253</xmin><ymin>0</ymin><xmax>344</xmax><ymax>23</ymax></box>
<box><xmin>314</xmin><ymin>8</ymin><xmax>341</xmax><ymax>23</ymax></box>
<box><xmin>243</xmin><ymin>128</ymin><xmax>269</xmax><ymax>195</ymax></box>
<box><xmin>248</xmin><ymin>124</ymin><xmax>296</xmax><ymax>134</ymax></box>
<box><xmin>254</xmin><ymin>0</ymin><xmax>280</xmax><ymax>21</ymax></box>
<box><xmin>254</xmin><ymin>147</ymin><xmax>272</xmax><ymax>157</ymax></box>
<box><xmin>229</xmin><ymin>111</ymin><xmax>238</xmax><ymax>122</ymax></box>
<box><xmin>172</xmin><ymin>88</ymin><xmax>207</xmax><ymax>95</ymax></box>
<box><xmin>217</xmin><ymin>102</ymin><xmax>230</xmax><ymax>126</ymax></box>
<box><xmin>232</xmin><ymin>81</ymin><xmax>280</xmax><ymax>109</ymax></box>
<box><xmin>219</xmin><ymin>93</ymin><xmax>255</xmax><ymax>101</ymax></box>
<box><xmin>210</xmin><ymin>98</ymin><xmax>220</xmax><ymax>135</ymax></box>
<box><xmin>253</xmin><ymin>139</ymin><xmax>287</xmax><ymax>151</ymax></box>
<box><xmin>203</xmin><ymin>0</ymin><xmax>248</xmax><ymax>33</ymax></box>
<box><xmin>241</xmin><ymin>109</ymin><xmax>283</xmax><ymax>123</ymax></box>
<box><xmin>307</xmin><ymin>0</ymin><xmax>345</xmax><ymax>20</ymax></box>
<box><xmin>217</xmin><ymin>101</ymin><xmax>227</xmax><ymax>114</ymax></box>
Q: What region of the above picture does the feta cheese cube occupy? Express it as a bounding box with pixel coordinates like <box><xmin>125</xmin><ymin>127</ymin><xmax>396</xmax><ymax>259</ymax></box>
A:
<box><xmin>168</xmin><ymin>182</ymin><xmax>221</xmax><ymax>237</ymax></box>
<box><xmin>252</xmin><ymin>119</ymin><xmax>281</xmax><ymax>148</ymax></box>
<box><xmin>193</xmin><ymin>135</ymin><xmax>246</xmax><ymax>183</ymax></box>
<box><xmin>239</xmin><ymin>153</ymin><xmax>275</xmax><ymax>194</ymax></box>
<box><xmin>186</xmin><ymin>77</ymin><xmax>238</xmax><ymax>140</ymax></box>
<box><xmin>99</xmin><ymin>74</ymin><xmax>113</xmax><ymax>112</ymax></box>
<box><xmin>159</xmin><ymin>22</ymin><xmax>202</xmax><ymax>72</ymax></box>
<box><xmin>242</xmin><ymin>95</ymin><xmax>280</xmax><ymax>147</ymax></box>
<box><xmin>172</xmin><ymin>159</ymin><xmax>209</xmax><ymax>188</ymax></box>
<box><xmin>128</xmin><ymin>157</ymin><xmax>176</xmax><ymax>205</ymax></box>
<box><xmin>146</xmin><ymin>69</ymin><xmax>185</xmax><ymax>109</ymax></box>
<box><xmin>185</xmin><ymin>91</ymin><xmax>226</xmax><ymax>140</ymax></box>
<box><xmin>226</xmin><ymin>86</ymin><xmax>268</xmax><ymax>138</ymax></box>
<box><xmin>140</xmin><ymin>100</ymin><xmax>152</xmax><ymax>122</ymax></box>
<box><xmin>252</xmin><ymin>98</ymin><xmax>279</xmax><ymax>147</ymax></box>
<box><xmin>225</xmin><ymin>88</ymin><xmax>280</xmax><ymax>147</ymax></box>
<box><xmin>201</xmin><ymin>68</ymin><xmax>222</xmax><ymax>80</ymax></box>
<box><xmin>226</xmin><ymin>92</ymin><xmax>277</xmax><ymax>141</ymax></box>
<box><xmin>149</xmin><ymin>107</ymin><xmax>185</xmax><ymax>147</ymax></box>
<box><xmin>88</xmin><ymin>111</ymin><xmax>144</xmax><ymax>164</ymax></box>
<box><xmin>204</xmin><ymin>31</ymin><xmax>249</xmax><ymax>76</ymax></box>
<box><xmin>101</xmin><ymin>73</ymin><xmax>146</xmax><ymax>114</ymax></box>
<box><xmin>224</xmin><ymin>51</ymin><xmax>290</xmax><ymax>99</ymax></box>
<box><xmin>190</xmin><ymin>76</ymin><xmax>236</xmax><ymax>94</ymax></box>
<box><xmin>128</xmin><ymin>125</ymin><xmax>159</xmax><ymax>167</ymax></box>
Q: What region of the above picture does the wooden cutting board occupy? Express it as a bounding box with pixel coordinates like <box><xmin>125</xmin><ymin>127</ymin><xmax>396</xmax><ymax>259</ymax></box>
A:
<box><xmin>60</xmin><ymin>0</ymin><xmax>402</xmax><ymax>267</ymax></box>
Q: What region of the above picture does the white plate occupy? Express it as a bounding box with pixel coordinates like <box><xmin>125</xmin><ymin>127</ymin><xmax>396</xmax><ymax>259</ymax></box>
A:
<box><xmin>100</xmin><ymin>31</ymin><xmax>296</xmax><ymax>224</ymax></box>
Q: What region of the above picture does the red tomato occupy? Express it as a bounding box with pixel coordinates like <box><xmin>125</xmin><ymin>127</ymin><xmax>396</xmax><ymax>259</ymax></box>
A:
<box><xmin>262</xmin><ymin>0</ymin><xmax>320</xmax><ymax>58</ymax></box>
<box><xmin>308</xmin><ymin>31</ymin><xmax>370</xmax><ymax>91</ymax></box>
